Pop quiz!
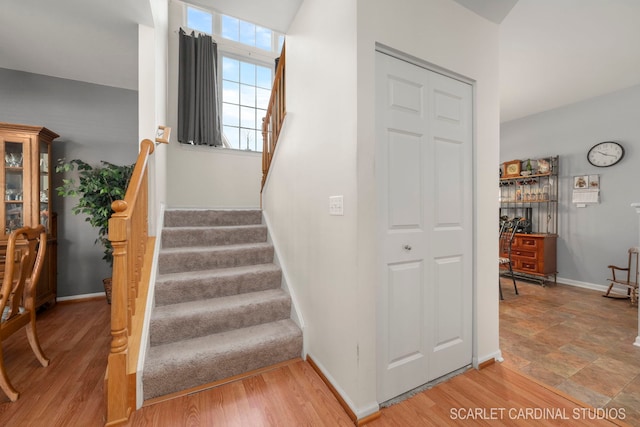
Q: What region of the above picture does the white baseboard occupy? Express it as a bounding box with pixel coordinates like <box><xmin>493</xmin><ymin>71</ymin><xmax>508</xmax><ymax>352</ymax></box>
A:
<box><xmin>307</xmin><ymin>353</ymin><xmax>379</xmax><ymax>420</ymax></box>
<box><xmin>556</xmin><ymin>277</ymin><xmax>626</xmax><ymax>295</ymax></box>
<box><xmin>136</xmin><ymin>203</ymin><xmax>165</xmax><ymax>409</ymax></box>
<box><xmin>262</xmin><ymin>210</ymin><xmax>307</xmax><ymax>358</ymax></box>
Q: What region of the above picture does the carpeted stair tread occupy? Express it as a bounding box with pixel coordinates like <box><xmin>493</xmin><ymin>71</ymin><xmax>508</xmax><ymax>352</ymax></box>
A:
<box><xmin>161</xmin><ymin>224</ymin><xmax>268</xmax><ymax>248</ymax></box>
<box><xmin>164</xmin><ymin>209</ymin><xmax>262</xmax><ymax>227</ymax></box>
<box><xmin>143</xmin><ymin>319</ymin><xmax>302</xmax><ymax>400</ymax></box>
<box><xmin>150</xmin><ymin>289</ymin><xmax>292</xmax><ymax>346</ymax></box>
<box><xmin>154</xmin><ymin>264</ymin><xmax>282</xmax><ymax>306</ymax></box>
<box><xmin>158</xmin><ymin>242</ymin><xmax>274</xmax><ymax>274</ymax></box>
<box><xmin>144</xmin><ymin>208</ymin><xmax>303</xmax><ymax>402</ymax></box>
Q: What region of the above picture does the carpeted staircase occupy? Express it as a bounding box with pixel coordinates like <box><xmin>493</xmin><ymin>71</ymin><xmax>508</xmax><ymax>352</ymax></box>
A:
<box><xmin>143</xmin><ymin>209</ymin><xmax>303</xmax><ymax>400</ymax></box>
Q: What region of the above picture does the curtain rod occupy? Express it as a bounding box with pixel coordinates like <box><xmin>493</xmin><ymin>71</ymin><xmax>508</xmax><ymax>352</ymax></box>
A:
<box><xmin>177</xmin><ymin>27</ymin><xmax>217</xmax><ymax>42</ymax></box>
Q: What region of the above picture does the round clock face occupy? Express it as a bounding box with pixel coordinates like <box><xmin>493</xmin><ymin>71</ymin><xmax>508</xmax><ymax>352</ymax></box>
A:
<box><xmin>506</xmin><ymin>163</ymin><xmax>519</xmax><ymax>175</ymax></box>
<box><xmin>587</xmin><ymin>141</ymin><xmax>624</xmax><ymax>167</ymax></box>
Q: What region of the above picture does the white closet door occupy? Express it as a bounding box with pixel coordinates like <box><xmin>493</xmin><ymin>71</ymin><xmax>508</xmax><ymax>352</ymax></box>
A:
<box><xmin>376</xmin><ymin>51</ymin><xmax>473</xmax><ymax>402</ymax></box>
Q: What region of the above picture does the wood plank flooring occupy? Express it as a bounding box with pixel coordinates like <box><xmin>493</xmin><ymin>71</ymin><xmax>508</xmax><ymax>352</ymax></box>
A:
<box><xmin>0</xmin><ymin>291</ymin><xmax>634</xmax><ymax>426</ymax></box>
<box><xmin>0</xmin><ymin>299</ymin><xmax>111</xmax><ymax>427</ymax></box>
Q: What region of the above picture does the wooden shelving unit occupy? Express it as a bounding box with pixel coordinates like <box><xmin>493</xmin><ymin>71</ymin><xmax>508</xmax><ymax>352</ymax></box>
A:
<box><xmin>499</xmin><ymin>156</ymin><xmax>559</xmax><ymax>284</ymax></box>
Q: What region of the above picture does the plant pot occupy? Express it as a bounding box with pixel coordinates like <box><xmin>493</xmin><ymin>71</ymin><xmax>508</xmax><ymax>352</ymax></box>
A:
<box><xmin>103</xmin><ymin>277</ymin><xmax>113</xmax><ymax>304</ymax></box>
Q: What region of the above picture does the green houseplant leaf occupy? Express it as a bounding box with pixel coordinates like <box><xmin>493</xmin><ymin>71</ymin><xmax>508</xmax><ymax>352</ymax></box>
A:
<box><xmin>56</xmin><ymin>159</ymin><xmax>135</xmax><ymax>267</ymax></box>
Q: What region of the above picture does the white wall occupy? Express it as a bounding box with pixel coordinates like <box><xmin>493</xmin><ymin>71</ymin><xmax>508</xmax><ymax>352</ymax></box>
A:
<box><xmin>150</xmin><ymin>0</ymin><xmax>170</xmax><ymax>227</ymax></box>
<box><xmin>165</xmin><ymin>0</ymin><xmax>262</xmax><ymax>209</ymax></box>
<box><xmin>262</xmin><ymin>0</ymin><xmax>362</xmax><ymax>414</ymax></box>
<box><xmin>139</xmin><ymin>0</ymin><xmax>170</xmax><ymax>231</ymax></box>
<box><xmin>263</xmin><ymin>0</ymin><xmax>500</xmax><ymax>418</ymax></box>
<box><xmin>501</xmin><ymin>84</ymin><xmax>640</xmax><ymax>288</ymax></box>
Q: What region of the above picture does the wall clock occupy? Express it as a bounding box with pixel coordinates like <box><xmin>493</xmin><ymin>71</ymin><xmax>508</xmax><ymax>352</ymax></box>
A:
<box><xmin>587</xmin><ymin>141</ymin><xmax>624</xmax><ymax>167</ymax></box>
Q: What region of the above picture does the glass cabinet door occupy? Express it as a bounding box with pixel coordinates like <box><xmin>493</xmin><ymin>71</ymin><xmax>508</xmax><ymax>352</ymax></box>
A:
<box><xmin>4</xmin><ymin>141</ymin><xmax>25</xmax><ymax>234</ymax></box>
<box><xmin>39</xmin><ymin>141</ymin><xmax>50</xmax><ymax>231</ymax></box>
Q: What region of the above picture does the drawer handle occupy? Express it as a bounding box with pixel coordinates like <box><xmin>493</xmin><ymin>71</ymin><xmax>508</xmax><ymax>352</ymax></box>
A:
<box><xmin>403</xmin><ymin>244</ymin><xmax>412</xmax><ymax>251</ymax></box>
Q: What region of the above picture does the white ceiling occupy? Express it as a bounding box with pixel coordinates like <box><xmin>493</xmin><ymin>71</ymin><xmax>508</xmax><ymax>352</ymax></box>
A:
<box><xmin>1</xmin><ymin>0</ymin><xmax>639</xmax><ymax>123</ymax></box>
<box><xmin>500</xmin><ymin>0</ymin><xmax>640</xmax><ymax>122</ymax></box>
<box><xmin>0</xmin><ymin>0</ymin><xmax>152</xmax><ymax>91</ymax></box>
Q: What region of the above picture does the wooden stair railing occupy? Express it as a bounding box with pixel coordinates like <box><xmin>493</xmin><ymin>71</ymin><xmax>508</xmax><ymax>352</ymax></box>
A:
<box><xmin>105</xmin><ymin>138</ymin><xmax>157</xmax><ymax>426</ymax></box>
<box><xmin>261</xmin><ymin>43</ymin><xmax>286</xmax><ymax>192</ymax></box>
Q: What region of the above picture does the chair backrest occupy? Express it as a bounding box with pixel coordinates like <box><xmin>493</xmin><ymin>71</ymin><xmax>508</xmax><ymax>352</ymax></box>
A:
<box><xmin>499</xmin><ymin>219</ymin><xmax>520</xmax><ymax>256</ymax></box>
<box><xmin>628</xmin><ymin>247</ymin><xmax>640</xmax><ymax>285</ymax></box>
<box><xmin>0</xmin><ymin>225</ymin><xmax>46</xmax><ymax>322</ymax></box>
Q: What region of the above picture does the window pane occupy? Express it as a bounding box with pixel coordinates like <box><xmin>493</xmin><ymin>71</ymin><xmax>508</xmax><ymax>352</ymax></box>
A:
<box><xmin>187</xmin><ymin>7</ymin><xmax>212</xmax><ymax>33</ymax></box>
<box><xmin>239</xmin><ymin>21</ymin><xmax>256</xmax><ymax>46</ymax></box>
<box><xmin>223</xmin><ymin>126</ymin><xmax>240</xmax><ymax>149</ymax></box>
<box><xmin>256</xmin><ymin>88</ymin><xmax>270</xmax><ymax>109</ymax></box>
<box><xmin>222</xmin><ymin>57</ymin><xmax>240</xmax><ymax>82</ymax></box>
<box><xmin>240</xmin><ymin>106</ymin><xmax>256</xmax><ymax>129</ymax></box>
<box><xmin>257</xmin><ymin>109</ymin><xmax>268</xmax><ymax>127</ymax></box>
<box><xmin>252</xmin><ymin>130</ymin><xmax>260</xmax><ymax>151</ymax></box>
<box><xmin>256</xmin><ymin>26</ymin><xmax>272</xmax><ymax>51</ymax></box>
<box><xmin>240</xmin><ymin>84</ymin><xmax>256</xmax><ymax>107</ymax></box>
<box><xmin>221</xmin><ymin>15</ymin><xmax>239</xmax><ymax>41</ymax></box>
<box><xmin>278</xmin><ymin>35</ymin><xmax>285</xmax><ymax>52</ymax></box>
<box><xmin>219</xmin><ymin>54</ymin><xmax>271</xmax><ymax>152</ymax></box>
<box><xmin>223</xmin><ymin>103</ymin><xmax>240</xmax><ymax>127</ymax></box>
<box><xmin>240</xmin><ymin>62</ymin><xmax>255</xmax><ymax>85</ymax></box>
<box><xmin>222</xmin><ymin>81</ymin><xmax>239</xmax><ymax>104</ymax></box>
<box><xmin>255</xmin><ymin>129</ymin><xmax>263</xmax><ymax>152</ymax></box>
<box><xmin>256</xmin><ymin>65</ymin><xmax>272</xmax><ymax>89</ymax></box>
<box><xmin>240</xmin><ymin>128</ymin><xmax>258</xmax><ymax>151</ymax></box>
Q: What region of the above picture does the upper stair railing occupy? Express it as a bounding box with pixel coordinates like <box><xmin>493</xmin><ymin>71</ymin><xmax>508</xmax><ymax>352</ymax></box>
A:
<box><xmin>105</xmin><ymin>138</ymin><xmax>157</xmax><ymax>426</ymax></box>
<box><xmin>261</xmin><ymin>43</ymin><xmax>286</xmax><ymax>192</ymax></box>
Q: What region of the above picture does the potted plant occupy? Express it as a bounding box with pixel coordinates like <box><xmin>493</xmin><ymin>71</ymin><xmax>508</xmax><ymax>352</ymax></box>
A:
<box><xmin>56</xmin><ymin>159</ymin><xmax>135</xmax><ymax>303</ymax></box>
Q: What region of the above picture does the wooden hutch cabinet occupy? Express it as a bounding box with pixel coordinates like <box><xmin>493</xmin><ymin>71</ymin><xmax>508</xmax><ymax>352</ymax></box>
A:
<box><xmin>0</xmin><ymin>122</ymin><xmax>58</xmax><ymax>308</ymax></box>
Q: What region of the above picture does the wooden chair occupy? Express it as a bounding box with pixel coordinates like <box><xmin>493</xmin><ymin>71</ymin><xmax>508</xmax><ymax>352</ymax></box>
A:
<box><xmin>499</xmin><ymin>219</ymin><xmax>519</xmax><ymax>300</ymax></box>
<box><xmin>604</xmin><ymin>247</ymin><xmax>639</xmax><ymax>305</ymax></box>
<box><xmin>0</xmin><ymin>225</ymin><xmax>49</xmax><ymax>401</ymax></box>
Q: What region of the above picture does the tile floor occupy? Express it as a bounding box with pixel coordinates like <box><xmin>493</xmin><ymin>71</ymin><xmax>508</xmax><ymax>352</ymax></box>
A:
<box><xmin>500</xmin><ymin>279</ymin><xmax>640</xmax><ymax>425</ymax></box>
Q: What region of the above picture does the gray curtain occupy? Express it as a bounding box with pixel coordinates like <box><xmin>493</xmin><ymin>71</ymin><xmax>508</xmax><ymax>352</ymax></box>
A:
<box><xmin>178</xmin><ymin>29</ymin><xmax>222</xmax><ymax>146</ymax></box>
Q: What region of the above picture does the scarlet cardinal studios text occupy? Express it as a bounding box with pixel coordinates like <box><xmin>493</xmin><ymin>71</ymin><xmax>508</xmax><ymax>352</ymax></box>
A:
<box><xmin>449</xmin><ymin>407</ymin><xmax>625</xmax><ymax>421</ymax></box>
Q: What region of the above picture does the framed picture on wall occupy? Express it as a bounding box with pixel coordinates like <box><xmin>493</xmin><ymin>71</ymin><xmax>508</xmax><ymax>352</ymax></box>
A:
<box><xmin>503</xmin><ymin>160</ymin><xmax>521</xmax><ymax>178</ymax></box>
<box><xmin>574</xmin><ymin>175</ymin><xmax>588</xmax><ymax>189</ymax></box>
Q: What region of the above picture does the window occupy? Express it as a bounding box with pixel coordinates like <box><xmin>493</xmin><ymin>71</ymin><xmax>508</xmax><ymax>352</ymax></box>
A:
<box><xmin>221</xmin><ymin>15</ymin><xmax>273</xmax><ymax>51</ymax></box>
<box><xmin>187</xmin><ymin>7</ymin><xmax>212</xmax><ymax>33</ymax></box>
<box><xmin>221</xmin><ymin>55</ymin><xmax>273</xmax><ymax>151</ymax></box>
<box><xmin>185</xmin><ymin>5</ymin><xmax>283</xmax><ymax>54</ymax></box>
<box><xmin>185</xmin><ymin>6</ymin><xmax>283</xmax><ymax>152</ymax></box>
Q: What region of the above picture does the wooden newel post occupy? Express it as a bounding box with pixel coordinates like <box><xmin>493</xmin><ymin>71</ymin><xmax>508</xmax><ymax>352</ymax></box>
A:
<box><xmin>106</xmin><ymin>200</ymin><xmax>131</xmax><ymax>426</ymax></box>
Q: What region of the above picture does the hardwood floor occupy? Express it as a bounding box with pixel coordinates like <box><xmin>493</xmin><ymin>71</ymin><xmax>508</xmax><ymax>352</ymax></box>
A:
<box><xmin>0</xmin><ymin>298</ymin><xmax>111</xmax><ymax>427</ymax></box>
<box><xmin>0</xmin><ymin>292</ymin><xmax>634</xmax><ymax>426</ymax></box>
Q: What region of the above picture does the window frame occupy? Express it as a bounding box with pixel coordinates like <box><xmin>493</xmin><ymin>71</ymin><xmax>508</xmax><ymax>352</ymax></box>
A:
<box><xmin>183</xmin><ymin>4</ymin><xmax>283</xmax><ymax>152</ymax></box>
<box><xmin>219</xmin><ymin>51</ymin><xmax>274</xmax><ymax>152</ymax></box>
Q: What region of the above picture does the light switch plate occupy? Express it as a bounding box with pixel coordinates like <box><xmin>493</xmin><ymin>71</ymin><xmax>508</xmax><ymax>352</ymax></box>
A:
<box><xmin>329</xmin><ymin>195</ymin><xmax>344</xmax><ymax>216</ymax></box>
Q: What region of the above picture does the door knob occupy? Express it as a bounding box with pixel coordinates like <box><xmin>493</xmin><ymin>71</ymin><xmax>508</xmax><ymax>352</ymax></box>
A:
<box><xmin>403</xmin><ymin>244</ymin><xmax>412</xmax><ymax>251</ymax></box>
